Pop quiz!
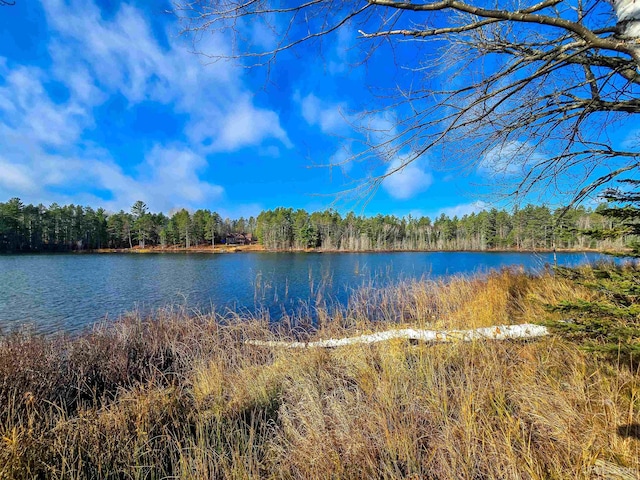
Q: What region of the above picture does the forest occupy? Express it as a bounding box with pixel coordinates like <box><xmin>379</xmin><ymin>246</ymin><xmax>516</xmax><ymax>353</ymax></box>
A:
<box><xmin>0</xmin><ymin>197</ymin><xmax>630</xmax><ymax>253</ymax></box>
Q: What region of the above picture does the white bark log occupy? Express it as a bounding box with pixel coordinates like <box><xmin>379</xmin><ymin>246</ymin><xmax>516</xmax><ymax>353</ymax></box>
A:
<box><xmin>584</xmin><ymin>459</ymin><xmax>639</xmax><ymax>480</ymax></box>
<box><xmin>245</xmin><ymin>323</ymin><xmax>549</xmax><ymax>348</ymax></box>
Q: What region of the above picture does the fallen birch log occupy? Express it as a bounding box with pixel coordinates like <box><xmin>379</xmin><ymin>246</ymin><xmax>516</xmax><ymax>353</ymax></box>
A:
<box><xmin>245</xmin><ymin>323</ymin><xmax>549</xmax><ymax>348</ymax></box>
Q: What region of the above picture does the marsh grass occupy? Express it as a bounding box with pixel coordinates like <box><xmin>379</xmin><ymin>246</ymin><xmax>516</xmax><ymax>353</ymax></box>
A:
<box><xmin>0</xmin><ymin>268</ymin><xmax>638</xmax><ymax>479</ymax></box>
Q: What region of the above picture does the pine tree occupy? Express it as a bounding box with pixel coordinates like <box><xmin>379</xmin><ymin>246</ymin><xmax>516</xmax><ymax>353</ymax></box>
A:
<box><xmin>584</xmin><ymin>180</ymin><xmax>640</xmax><ymax>256</ymax></box>
<box><xmin>546</xmin><ymin>263</ymin><xmax>640</xmax><ymax>366</ymax></box>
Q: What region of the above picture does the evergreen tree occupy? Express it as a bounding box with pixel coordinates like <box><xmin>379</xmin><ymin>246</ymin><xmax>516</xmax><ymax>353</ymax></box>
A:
<box><xmin>583</xmin><ymin>180</ymin><xmax>640</xmax><ymax>255</ymax></box>
<box><xmin>131</xmin><ymin>201</ymin><xmax>151</xmax><ymax>248</ymax></box>
<box><xmin>171</xmin><ymin>209</ymin><xmax>192</xmax><ymax>248</ymax></box>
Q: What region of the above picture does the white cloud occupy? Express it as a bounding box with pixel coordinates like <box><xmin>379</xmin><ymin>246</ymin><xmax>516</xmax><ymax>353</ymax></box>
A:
<box><xmin>478</xmin><ymin>141</ymin><xmax>543</xmax><ymax>177</ymax></box>
<box><xmin>296</xmin><ymin>90</ymin><xmax>423</xmax><ymax>197</ymax></box>
<box><xmin>40</xmin><ymin>0</ymin><xmax>289</xmax><ymax>152</ymax></box>
<box><xmin>214</xmin><ymin>96</ymin><xmax>291</xmax><ymax>150</ymax></box>
<box><xmin>361</xmin><ymin>111</ymin><xmax>398</xmax><ymax>146</ymax></box>
<box><xmin>0</xmin><ymin>65</ymin><xmax>88</xmax><ymax>147</ymax></box>
<box><xmin>437</xmin><ymin>201</ymin><xmax>489</xmax><ymax>218</ymax></box>
<box><xmin>0</xmin><ymin>0</ymin><xmax>292</xmax><ymax>211</ymax></box>
<box><xmin>329</xmin><ymin>146</ymin><xmax>354</xmax><ymax>173</ymax></box>
<box><xmin>0</xmin><ymin>62</ymin><xmax>224</xmax><ymax>212</ymax></box>
<box><xmin>248</xmin><ymin>18</ymin><xmax>279</xmax><ymax>52</ymax></box>
<box><xmin>300</xmin><ymin>94</ymin><xmax>321</xmax><ymax>123</ymax></box>
<box><xmin>138</xmin><ymin>146</ymin><xmax>225</xmax><ymax>209</ymax></box>
<box><xmin>0</xmin><ymin>141</ymin><xmax>224</xmax><ymax>213</ymax></box>
<box><xmin>328</xmin><ymin>27</ymin><xmax>356</xmax><ymax>75</ymax></box>
<box><xmin>382</xmin><ymin>157</ymin><xmax>433</xmax><ymax>200</ymax></box>
<box><xmin>0</xmin><ymin>161</ymin><xmax>38</xmax><ymax>195</ymax></box>
<box><xmin>298</xmin><ymin>93</ymin><xmax>350</xmax><ymax>134</ymax></box>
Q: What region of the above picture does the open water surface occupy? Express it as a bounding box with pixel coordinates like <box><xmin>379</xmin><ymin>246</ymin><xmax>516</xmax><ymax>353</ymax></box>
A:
<box><xmin>0</xmin><ymin>251</ymin><xmax>617</xmax><ymax>333</ymax></box>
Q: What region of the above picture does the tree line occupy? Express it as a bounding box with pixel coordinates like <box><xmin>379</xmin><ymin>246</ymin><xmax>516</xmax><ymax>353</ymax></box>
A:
<box><xmin>0</xmin><ymin>197</ymin><xmax>631</xmax><ymax>253</ymax></box>
<box><xmin>255</xmin><ymin>205</ymin><xmax>629</xmax><ymax>251</ymax></box>
<box><xmin>0</xmin><ymin>199</ymin><xmax>256</xmax><ymax>252</ymax></box>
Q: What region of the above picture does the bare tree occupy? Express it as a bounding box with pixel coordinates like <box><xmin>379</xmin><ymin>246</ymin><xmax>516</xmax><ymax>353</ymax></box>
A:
<box><xmin>174</xmin><ymin>0</ymin><xmax>640</xmax><ymax>204</ymax></box>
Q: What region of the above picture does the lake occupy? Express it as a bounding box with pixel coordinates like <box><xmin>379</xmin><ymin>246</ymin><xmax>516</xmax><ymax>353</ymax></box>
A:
<box><xmin>0</xmin><ymin>251</ymin><xmax>615</xmax><ymax>333</ymax></box>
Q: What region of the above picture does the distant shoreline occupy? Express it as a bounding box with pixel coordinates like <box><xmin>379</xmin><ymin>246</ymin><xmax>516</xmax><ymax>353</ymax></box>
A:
<box><xmin>1</xmin><ymin>244</ymin><xmax>628</xmax><ymax>256</ymax></box>
<box><xmin>89</xmin><ymin>245</ymin><xmax>621</xmax><ymax>255</ymax></box>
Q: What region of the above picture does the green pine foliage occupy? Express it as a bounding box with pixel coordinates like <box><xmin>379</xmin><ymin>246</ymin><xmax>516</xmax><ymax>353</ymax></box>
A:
<box><xmin>0</xmin><ymin>198</ymin><xmax>256</xmax><ymax>251</ymax></box>
<box><xmin>582</xmin><ymin>179</ymin><xmax>640</xmax><ymax>256</ymax></box>
<box><xmin>255</xmin><ymin>204</ymin><xmax>626</xmax><ymax>251</ymax></box>
<box><xmin>0</xmin><ymin>196</ymin><xmax>635</xmax><ymax>252</ymax></box>
<box><xmin>546</xmin><ymin>263</ymin><xmax>640</xmax><ymax>362</ymax></box>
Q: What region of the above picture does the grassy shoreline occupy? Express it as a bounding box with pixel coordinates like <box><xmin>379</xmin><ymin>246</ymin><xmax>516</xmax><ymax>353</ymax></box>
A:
<box><xmin>91</xmin><ymin>244</ymin><xmax>622</xmax><ymax>255</ymax></box>
<box><xmin>3</xmin><ymin>244</ymin><xmax>629</xmax><ymax>255</ymax></box>
<box><xmin>1</xmin><ymin>268</ymin><xmax>638</xmax><ymax>478</ymax></box>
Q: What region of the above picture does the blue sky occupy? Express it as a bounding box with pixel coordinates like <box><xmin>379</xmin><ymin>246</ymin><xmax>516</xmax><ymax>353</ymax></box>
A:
<box><xmin>0</xmin><ymin>0</ymin><xmax>636</xmax><ymax>219</ymax></box>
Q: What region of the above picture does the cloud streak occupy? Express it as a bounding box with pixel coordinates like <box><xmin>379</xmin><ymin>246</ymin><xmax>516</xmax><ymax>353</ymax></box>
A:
<box><xmin>382</xmin><ymin>157</ymin><xmax>433</xmax><ymax>200</ymax></box>
<box><xmin>0</xmin><ymin>0</ymin><xmax>291</xmax><ymax>211</ymax></box>
<box><xmin>477</xmin><ymin>141</ymin><xmax>543</xmax><ymax>177</ymax></box>
<box><xmin>298</xmin><ymin>92</ymin><xmax>350</xmax><ymax>134</ymax></box>
<box><xmin>437</xmin><ymin>201</ymin><xmax>489</xmax><ymax>218</ymax></box>
<box><xmin>43</xmin><ymin>0</ymin><xmax>290</xmax><ymax>151</ymax></box>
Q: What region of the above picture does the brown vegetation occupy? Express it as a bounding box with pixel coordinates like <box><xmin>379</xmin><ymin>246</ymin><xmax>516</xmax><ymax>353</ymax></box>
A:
<box><xmin>95</xmin><ymin>243</ymin><xmax>266</xmax><ymax>254</ymax></box>
<box><xmin>1</xmin><ymin>270</ymin><xmax>638</xmax><ymax>479</ymax></box>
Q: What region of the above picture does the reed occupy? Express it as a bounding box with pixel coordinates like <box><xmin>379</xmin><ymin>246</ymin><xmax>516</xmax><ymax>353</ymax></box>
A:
<box><xmin>0</xmin><ymin>268</ymin><xmax>638</xmax><ymax>479</ymax></box>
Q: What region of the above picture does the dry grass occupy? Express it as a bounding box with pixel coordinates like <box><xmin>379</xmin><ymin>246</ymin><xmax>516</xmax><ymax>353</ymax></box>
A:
<box><xmin>0</xmin><ymin>269</ymin><xmax>638</xmax><ymax>479</ymax></box>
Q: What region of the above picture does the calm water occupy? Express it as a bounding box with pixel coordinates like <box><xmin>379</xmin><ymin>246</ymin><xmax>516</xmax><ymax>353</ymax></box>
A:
<box><xmin>0</xmin><ymin>251</ymin><xmax>614</xmax><ymax>333</ymax></box>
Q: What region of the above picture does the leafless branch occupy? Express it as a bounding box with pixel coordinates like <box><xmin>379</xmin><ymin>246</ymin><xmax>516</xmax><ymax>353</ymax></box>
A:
<box><xmin>174</xmin><ymin>0</ymin><xmax>640</xmax><ymax>205</ymax></box>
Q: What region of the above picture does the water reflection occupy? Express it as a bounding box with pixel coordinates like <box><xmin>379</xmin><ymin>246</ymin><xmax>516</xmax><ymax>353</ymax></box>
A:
<box><xmin>0</xmin><ymin>251</ymin><xmax>617</xmax><ymax>333</ymax></box>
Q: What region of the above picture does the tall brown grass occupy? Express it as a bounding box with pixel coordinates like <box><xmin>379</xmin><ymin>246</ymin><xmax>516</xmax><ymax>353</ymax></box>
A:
<box><xmin>0</xmin><ymin>269</ymin><xmax>638</xmax><ymax>479</ymax></box>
